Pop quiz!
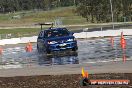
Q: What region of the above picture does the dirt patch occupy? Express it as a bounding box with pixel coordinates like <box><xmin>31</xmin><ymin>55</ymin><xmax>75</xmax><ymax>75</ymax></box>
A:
<box><xmin>0</xmin><ymin>73</ymin><xmax>131</xmax><ymax>88</ymax></box>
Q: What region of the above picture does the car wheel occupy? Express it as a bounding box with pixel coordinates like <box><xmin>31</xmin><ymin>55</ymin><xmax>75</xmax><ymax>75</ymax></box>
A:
<box><xmin>37</xmin><ymin>44</ymin><xmax>41</xmax><ymax>53</ymax></box>
<box><xmin>43</xmin><ymin>45</ymin><xmax>51</xmax><ymax>54</ymax></box>
<box><xmin>46</xmin><ymin>49</ymin><xmax>51</xmax><ymax>54</ymax></box>
<box><xmin>37</xmin><ymin>45</ymin><xmax>39</xmax><ymax>52</ymax></box>
<box><xmin>72</xmin><ymin>47</ymin><xmax>78</xmax><ymax>51</ymax></box>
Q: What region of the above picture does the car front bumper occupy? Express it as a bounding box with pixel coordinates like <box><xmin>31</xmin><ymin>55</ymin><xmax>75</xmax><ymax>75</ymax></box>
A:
<box><xmin>48</xmin><ymin>42</ymin><xmax>77</xmax><ymax>51</ymax></box>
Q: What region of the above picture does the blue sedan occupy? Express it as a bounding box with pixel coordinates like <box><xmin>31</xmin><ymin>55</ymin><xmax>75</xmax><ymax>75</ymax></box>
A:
<box><xmin>37</xmin><ymin>27</ymin><xmax>78</xmax><ymax>54</ymax></box>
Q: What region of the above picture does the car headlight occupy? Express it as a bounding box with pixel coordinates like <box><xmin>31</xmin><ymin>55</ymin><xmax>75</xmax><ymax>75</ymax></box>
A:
<box><xmin>67</xmin><ymin>39</ymin><xmax>74</xmax><ymax>42</ymax></box>
<box><xmin>48</xmin><ymin>41</ymin><xmax>57</xmax><ymax>44</ymax></box>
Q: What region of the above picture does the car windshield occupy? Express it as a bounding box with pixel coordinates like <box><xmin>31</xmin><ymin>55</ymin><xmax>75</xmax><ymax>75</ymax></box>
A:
<box><xmin>44</xmin><ymin>28</ymin><xmax>69</xmax><ymax>38</ymax></box>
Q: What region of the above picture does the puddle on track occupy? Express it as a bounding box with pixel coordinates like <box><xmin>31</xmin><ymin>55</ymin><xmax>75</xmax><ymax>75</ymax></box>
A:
<box><xmin>0</xmin><ymin>36</ymin><xmax>132</xmax><ymax>69</ymax></box>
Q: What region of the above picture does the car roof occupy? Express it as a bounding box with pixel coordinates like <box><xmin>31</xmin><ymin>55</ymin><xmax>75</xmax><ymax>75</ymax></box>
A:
<box><xmin>42</xmin><ymin>27</ymin><xmax>67</xmax><ymax>32</ymax></box>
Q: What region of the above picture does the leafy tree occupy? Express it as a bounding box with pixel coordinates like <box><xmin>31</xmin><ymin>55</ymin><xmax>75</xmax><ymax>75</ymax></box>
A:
<box><xmin>76</xmin><ymin>0</ymin><xmax>132</xmax><ymax>23</ymax></box>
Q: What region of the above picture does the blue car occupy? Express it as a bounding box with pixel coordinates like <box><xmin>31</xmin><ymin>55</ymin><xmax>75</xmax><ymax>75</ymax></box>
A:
<box><xmin>37</xmin><ymin>27</ymin><xmax>78</xmax><ymax>54</ymax></box>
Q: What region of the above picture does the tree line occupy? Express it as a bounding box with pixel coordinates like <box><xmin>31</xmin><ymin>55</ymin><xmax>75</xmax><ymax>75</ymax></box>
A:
<box><xmin>0</xmin><ymin>0</ymin><xmax>77</xmax><ymax>13</ymax></box>
<box><xmin>76</xmin><ymin>0</ymin><xmax>132</xmax><ymax>23</ymax></box>
<box><xmin>0</xmin><ymin>0</ymin><xmax>131</xmax><ymax>23</ymax></box>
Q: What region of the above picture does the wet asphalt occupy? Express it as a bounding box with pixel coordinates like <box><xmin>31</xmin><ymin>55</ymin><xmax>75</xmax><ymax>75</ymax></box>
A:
<box><xmin>0</xmin><ymin>36</ymin><xmax>132</xmax><ymax>69</ymax></box>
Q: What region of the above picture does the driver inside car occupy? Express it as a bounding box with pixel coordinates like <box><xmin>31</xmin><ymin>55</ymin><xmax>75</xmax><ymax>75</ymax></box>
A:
<box><xmin>48</xmin><ymin>32</ymin><xmax>52</xmax><ymax>37</ymax></box>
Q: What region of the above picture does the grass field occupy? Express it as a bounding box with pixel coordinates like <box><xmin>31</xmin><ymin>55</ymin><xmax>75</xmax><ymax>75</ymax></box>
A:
<box><xmin>0</xmin><ymin>28</ymin><xmax>40</xmax><ymax>39</ymax></box>
<box><xmin>0</xmin><ymin>6</ymin><xmax>87</xmax><ymax>26</ymax></box>
<box><xmin>0</xmin><ymin>28</ymin><xmax>40</xmax><ymax>34</ymax></box>
<box><xmin>0</xmin><ymin>6</ymin><xmax>131</xmax><ymax>39</ymax></box>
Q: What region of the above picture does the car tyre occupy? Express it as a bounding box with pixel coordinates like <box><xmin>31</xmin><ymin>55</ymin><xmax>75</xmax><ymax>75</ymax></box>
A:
<box><xmin>37</xmin><ymin>45</ymin><xmax>41</xmax><ymax>53</ymax></box>
<box><xmin>43</xmin><ymin>45</ymin><xmax>51</xmax><ymax>54</ymax></box>
<box><xmin>72</xmin><ymin>47</ymin><xmax>78</xmax><ymax>51</ymax></box>
<box><xmin>46</xmin><ymin>49</ymin><xmax>51</xmax><ymax>54</ymax></box>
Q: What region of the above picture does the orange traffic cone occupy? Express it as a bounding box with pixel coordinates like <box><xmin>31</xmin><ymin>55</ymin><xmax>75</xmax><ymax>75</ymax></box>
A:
<box><xmin>28</xmin><ymin>42</ymin><xmax>32</xmax><ymax>52</ymax></box>
<box><xmin>25</xmin><ymin>42</ymin><xmax>33</xmax><ymax>52</ymax></box>
<box><xmin>120</xmin><ymin>32</ymin><xmax>126</xmax><ymax>49</ymax></box>
<box><xmin>120</xmin><ymin>32</ymin><xmax>127</xmax><ymax>63</ymax></box>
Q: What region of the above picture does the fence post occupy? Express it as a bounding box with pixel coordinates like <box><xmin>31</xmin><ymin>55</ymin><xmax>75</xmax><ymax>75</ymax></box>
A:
<box><xmin>83</xmin><ymin>28</ymin><xmax>89</xmax><ymax>39</ymax></box>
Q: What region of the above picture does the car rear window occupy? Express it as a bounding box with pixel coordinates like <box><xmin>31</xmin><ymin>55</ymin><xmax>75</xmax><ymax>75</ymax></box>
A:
<box><xmin>44</xmin><ymin>28</ymin><xmax>69</xmax><ymax>38</ymax></box>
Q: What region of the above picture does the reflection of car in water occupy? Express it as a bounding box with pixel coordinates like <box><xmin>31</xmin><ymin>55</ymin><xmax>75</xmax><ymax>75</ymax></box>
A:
<box><xmin>37</xmin><ymin>27</ymin><xmax>78</xmax><ymax>54</ymax></box>
<box><xmin>38</xmin><ymin>52</ymin><xmax>79</xmax><ymax>65</ymax></box>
